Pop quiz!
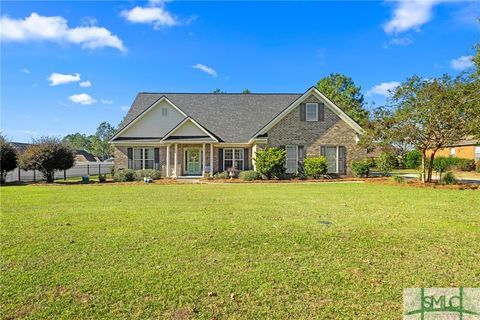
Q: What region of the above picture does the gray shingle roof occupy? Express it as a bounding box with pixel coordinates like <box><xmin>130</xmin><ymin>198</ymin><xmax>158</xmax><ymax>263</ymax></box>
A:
<box><xmin>117</xmin><ymin>93</ymin><xmax>302</xmax><ymax>143</ymax></box>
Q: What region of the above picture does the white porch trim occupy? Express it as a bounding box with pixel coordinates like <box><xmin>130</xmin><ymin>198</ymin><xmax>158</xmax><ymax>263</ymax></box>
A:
<box><xmin>166</xmin><ymin>145</ymin><xmax>170</xmax><ymax>177</ymax></box>
<box><xmin>210</xmin><ymin>143</ymin><xmax>214</xmax><ymax>176</ymax></box>
<box><xmin>173</xmin><ymin>144</ymin><xmax>178</xmax><ymax>178</ymax></box>
<box><xmin>202</xmin><ymin>144</ymin><xmax>206</xmax><ymax>177</ymax></box>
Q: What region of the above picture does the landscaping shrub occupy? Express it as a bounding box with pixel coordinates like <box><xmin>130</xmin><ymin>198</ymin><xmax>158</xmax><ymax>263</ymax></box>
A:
<box><xmin>351</xmin><ymin>160</ymin><xmax>370</xmax><ymax>177</ymax></box>
<box><xmin>429</xmin><ymin>156</ymin><xmax>475</xmax><ymax>172</ymax></box>
<box><xmin>254</xmin><ymin>147</ymin><xmax>286</xmax><ymax>179</ymax></box>
<box><xmin>113</xmin><ymin>169</ymin><xmax>136</xmax><ymax>182</ymax></box>
<box><xmin>364</xmin><ymin>157</ymin><xmax>376</xmax><ymax>168</ymax></box>
<box><xmin>441</xmin><ymin>171</ymin><xmax>457</xmax><ymax>185</ymax></box>
<box><xmin>405</xmin><ymin>150</ymin><xmax>421</xmax><ymax>169</ymax></box>
<box><xmin>239</xmin><ymin>170</ymin><xmax>262</xmax><ymax>181</ymax></box>
<box><xmin>135</xmin><ymin>169</ymin><xmax>161</xmax><ymax>180</ymax></box>
<box><xmin>452</xmin><ymin>158</ymin><xmax>475</xmax><ymax>171</ymax></box>
<box><xmin>0</xmin><ymin>135</ymin><xmax>18</xmax><ymax>184</ymax></box>
<box><xmin>392</xmin><ymin>175</ymin><xmax>406</xmax><ymax>184</ymax></box>
<box><xmin>303</xmin><ymin>157</ymin><xmax>328</xmax><ymax>178</ymax></box>
<box><xmin>376</xmin><ymin>152</ymin><xmax>398</xmax><ymax>176</ymax></box>
<box><xmin>476</xmin><ymin>161</ymin><xmax>480</xmax><ymax>173</ymax></box>
<box><xmin>19</xmin><ymin>137</ymin><xmax>75</xmax><ymax>183</ymax></box>
<box><xmin>98</xmin><ymin>174</ymin><xmax>107</xmax><ymax>183</ymax></box>
<box><xmin>213</xmin><ymin>171</ymin><xmax>229</xmax><ymax>179</ymax></box>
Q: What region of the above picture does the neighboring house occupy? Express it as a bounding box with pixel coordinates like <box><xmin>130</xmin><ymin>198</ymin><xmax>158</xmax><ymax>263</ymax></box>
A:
<box><xmin>12</xmin><ymin>142</ymin><xmax>99</xmax><ymax>163</ymax></box>
<box><xmin>431</xmin><ymin>138</ymin><xmax>480</xmax><ymax>161</ymax></box>
<box><xmin>110</xmin><ymin>87</ymin><xmax>366</xmax><ymax>177</ymax></box>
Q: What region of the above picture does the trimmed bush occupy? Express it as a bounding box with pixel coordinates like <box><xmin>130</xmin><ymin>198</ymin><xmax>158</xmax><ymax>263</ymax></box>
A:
<box><xmin>135</xmin><ymin>169</ymin><xmax>161</xmax><ymax>180</ymax></box>
<box><xmin>98</xmin><ymin>174</ymin><xmax>107</xmax><ymax>183</ymax></box>
<box><xmin>441</xmin><ymin>171</ymin><xmax>456</xmax><ymax>185</ymax></box>
<box><xmin>254</xmin><ymin>147</ymin><xmax>286</xmax><ymax>179</ymax></box>
<box><xmin>392</xmin><ymin>175</ymin><xmax>406</xmax><ymax>184</ymax></box>
<box><xmin>376</xmin><ymin>152</ymin><xmax>398</xmax><ymax>176</ymax></box>
<box><xmin>405</xmin><ymin>150</ymin><xmax>421</xmax><ymax>169</ymax></box>
<box><xmin>113</xmin><ymin>169</ymin><xmax>136</xmax><ymax>182</ymax></box>
<box><xmin>303</xmin><ymin>157</ymin><xmax>328</xmax><ymax>178</ymax></box>
<box><xmin>239</xmin><ymin>170</ymin><xmax>262</xmax><ymax>181</ymax></box>
<box><xmin>351</xmin><ymin>160</ymin><xmax>370</xmax><ymax>177</ymax></box>
<box><xmin>364</xmin><ymin>157</ymin><xmax>376</xmax><ymax>168</ymax></box>
<box><xmin>213</xmin><ymin>171</ymin><xmax>229</xmax><ymax>179</ymax></box>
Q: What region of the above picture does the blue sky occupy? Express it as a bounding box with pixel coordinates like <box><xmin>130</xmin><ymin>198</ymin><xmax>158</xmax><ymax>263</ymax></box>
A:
<box><xmin>1</xmin><ymin>0</ymin><xmax>479</xmax><ymax>142</ymax></box>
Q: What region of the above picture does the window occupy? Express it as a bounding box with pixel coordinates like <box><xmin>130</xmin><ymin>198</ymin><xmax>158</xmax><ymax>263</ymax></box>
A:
<box><xmin>450</xmin><ymin>147</ymin><xmax>455</xmax><ymax>158</ymax></box>
<box><xmin>133</xmin><ymin>148</ymin><xmax>154</xmax><ymax>170</ymax></box>
<box><xmin>306</xmin><ymin>103</ymin><xmax>318</xmax><ymax>121</ymax></box>
<box><xmin>324</xmin><ymin>146</ymin><xmax>337</xmax><ymax>173</ymax></box>
<box><xmin>161</xmin><ymin>107</ymin><xmax>168</xmax><ymax>116</ymax></box>
<box><xmin>224</xmin><ymin>148</ymin><xmax>244</xmax><ymax>170</ymax></box>
<box><xmin>475</xmin><ymin>146</ymin><xmax>480</xmax><ymax>160</ymax></box>
<box><xmin>285</xmin><ymin>145</ymin><xmax>298</xmax><ymax>173</ymax></box>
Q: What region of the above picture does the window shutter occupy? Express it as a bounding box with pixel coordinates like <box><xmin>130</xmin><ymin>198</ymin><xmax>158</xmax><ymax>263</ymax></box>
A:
<box><xmin>154</xmin><ymin>148</ymin><xmax>160</xmax><ymax>170</ymax></box>
<box><xmin>298</xmin><ymin>145</ymin><xmax>305</xmax><ymax>164</ymax></box>
<box><xmin>243</xmin><ymin>148</ymin><xmax>249</xmax><ymax>170</ymax></box>
<box><xmin>318</xmin><ymin>103</ymin><xmax>325</xmax><ymax>121</ymax></box>
<box><xmin>218</xmin><ymin>148</ymin><xmax>224</xmax><ymax>172</ymax></box>
<box><xmin>320</xmin><ymin>146</ymin><xmax>326</xmax><ymax>157</ymax></box>
<box><xmin>300</xmin><ymin>103</ymin><xmax>306</xmax><ymax>121</ymax></box>
<box><xmin>338</xmin><ymin>146</ymin><xmax>346</xmax><ymax>175</ymax></box>
<box><xmin>127</xmin><ymin>148</ymin><xmax>133</xmax><ymax>169</ymax></box>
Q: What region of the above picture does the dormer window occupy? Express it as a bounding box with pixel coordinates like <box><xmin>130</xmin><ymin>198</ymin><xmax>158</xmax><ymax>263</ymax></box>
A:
<box><xmin>306</xmin><ymin>103</ymin><xmax>318</xmax><ymax>121</ymax></box>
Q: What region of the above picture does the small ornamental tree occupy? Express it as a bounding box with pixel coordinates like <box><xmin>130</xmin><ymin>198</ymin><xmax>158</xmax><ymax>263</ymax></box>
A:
<box><xmin>20</xmin><ymin>137</ymin><xmax>75</xmax><ymax>183</ymax></box>
<box><xmin>303</xmin><ymin>157</ymin><xmax>328</xmax><ymax>178</ymax></box>
<box><xmin>254</xmin><ymin>147</ymin><xmax>286</xmax><ymax>179</ymax></box>
<box><xmin>376</xmin><ymin>151</ymin><xmax>398</xmax><ymax>176</ymax></box>
<box><xmin>0</xmin><ymin>135</ymin><xmax>18</xmax><ymax>184</ymax></box>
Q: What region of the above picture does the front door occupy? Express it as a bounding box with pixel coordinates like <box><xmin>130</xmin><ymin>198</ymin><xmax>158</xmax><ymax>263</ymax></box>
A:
<box><xmin>185</xmin><ymin>149</ymin><xmax>202</xmax><ymax>175</ymax></box>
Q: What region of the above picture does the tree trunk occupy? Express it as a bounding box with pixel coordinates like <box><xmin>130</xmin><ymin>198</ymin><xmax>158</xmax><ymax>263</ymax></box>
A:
<box><xmin>44</xmin><ymin>171</ymin><xmax>55</xmax><ymax>183</ymax></box>
<box><xmin>427</xmin><ymin>153</ymin><xmax>434</xmax><ymax>183</ymax></box>
<box><xmin>421</xmin><ymin>150</ymin><xmax>427</xmax><ymax>183</ymax></box>
<box><xmin>427</xmin><ymin>150</ymin><xmax>437</xmax><ymax>183</ymax></box>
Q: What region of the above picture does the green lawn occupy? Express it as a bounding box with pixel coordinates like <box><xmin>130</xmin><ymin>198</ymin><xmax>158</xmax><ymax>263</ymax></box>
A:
<box><xmin>1</xmin><ymin>183</ymin><xmax>479</xmax><ymax>319</ymax></box>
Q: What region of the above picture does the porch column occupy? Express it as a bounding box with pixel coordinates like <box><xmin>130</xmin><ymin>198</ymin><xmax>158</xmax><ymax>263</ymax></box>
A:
<box><xmin>173</xmin><ymin>144</ymin><xmax>178</xmax><ymax>177</ymax></box>
<box><xmin>166</xmin><ymin>145</ymin><xmax>170</xmax><ymax>177</ymax></box>
<box><xmin>210</xmin><ymin>143</ymin><xmax>214</xmax><ymax>176</ymax></box>
<box><xmin>202</xmin><ymin>143</ymin><xmax>206</xmax><ymax>177</ymax></box>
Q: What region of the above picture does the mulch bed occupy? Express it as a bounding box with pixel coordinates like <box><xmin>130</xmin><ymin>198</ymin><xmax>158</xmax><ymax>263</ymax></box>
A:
<box><xmin>366</xmin><ymin>177</ymin><xmax>479</xmax><ymax>190</ymax></box>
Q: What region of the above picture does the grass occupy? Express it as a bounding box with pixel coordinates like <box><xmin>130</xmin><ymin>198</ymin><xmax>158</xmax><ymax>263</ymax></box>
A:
<box><xmin>1</xmin><ymin>183</ymin><xmax>479</xmax><ymax>319</ymax></box>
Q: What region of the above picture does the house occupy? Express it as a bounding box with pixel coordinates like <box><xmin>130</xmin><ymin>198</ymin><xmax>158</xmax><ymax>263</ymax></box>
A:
<box><xmin>110</xmin><ymin>87</ymin><xmax>366</xmax><ymax>177</ymax></box>
<box><xmin>430</xmin><ymin>137</ymin><xmax>480</xmax><ymax>161</ymax></box>
<box><xmin>12</xmin><ymin>142</ymin><xmax>99</xmax><ymax>163</ymax></box>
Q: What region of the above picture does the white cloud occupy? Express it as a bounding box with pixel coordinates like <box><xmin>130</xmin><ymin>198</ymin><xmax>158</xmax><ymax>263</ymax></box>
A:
<box><xmin>121</xmin><ymin>0</ymin><xmax>178</xmax><ymax>29</ymax></box>
<box><xmin>450</xmin><ymin>55</ymin><xmax>474</xmax><ymax>71</ymax></box>
<box><xmin>21</xmin><ymin>68</ymin><xmax>30</xmax><ymax>74</ymax></box>
<box><xmin>47</xmin><ymin>72</ymin><xmax>80</xmax><ymax>86</ymax></box>
<box><xmin>100</xmin><ymin>99</ymin><xmax>113</xmax><ymax>104</ymax></box>
<box><xmin>389</xmin><ymin>37</ymin><xmax>413</xmax><ymax>46</ymax></box>
<box><xmin>367</xmin><ymin>81</ymin><xmax>400</xmax><ymax>97</ymax></box>
<box><xmin>0</xmin><ymin>12</ymin><xmax>126</xmax><ymax>52</ymax></box>
<box><xmin>120</xmin><ymin>105</ymin><xmax>130</xmax><ymax>112</ymax></box>
<box><xmin>192</xmin><ymin>64</ymin><xmax>217</xmax><ymax>77</ymax></box>
<box><xmin>79</xmin><ymin>80</ymin><xmax>91</xmax><ymax>87</ymax></box>
<box><xmin>68</xmin><ymin>93</ymin><xmax>97</xmax><ymax>105</ymax></box>
<box><xmin>384</xmin><ymin>0</ymin><xmax>442</xmax><ymax>34</ymax></box>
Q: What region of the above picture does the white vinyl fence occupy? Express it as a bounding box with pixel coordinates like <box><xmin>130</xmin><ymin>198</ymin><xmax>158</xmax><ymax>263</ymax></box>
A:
<box><xmin>5</xmin><ymin>162</ymin><xmax>113</xmax><ymax>183</ymax></box>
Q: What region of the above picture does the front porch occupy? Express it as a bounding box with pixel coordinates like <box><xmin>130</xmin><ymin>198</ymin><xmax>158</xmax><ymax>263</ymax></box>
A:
<box><xmin>166</xmin><ymin>142</ymin><xmax>215</xmax><ymax>178</ymax></box>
